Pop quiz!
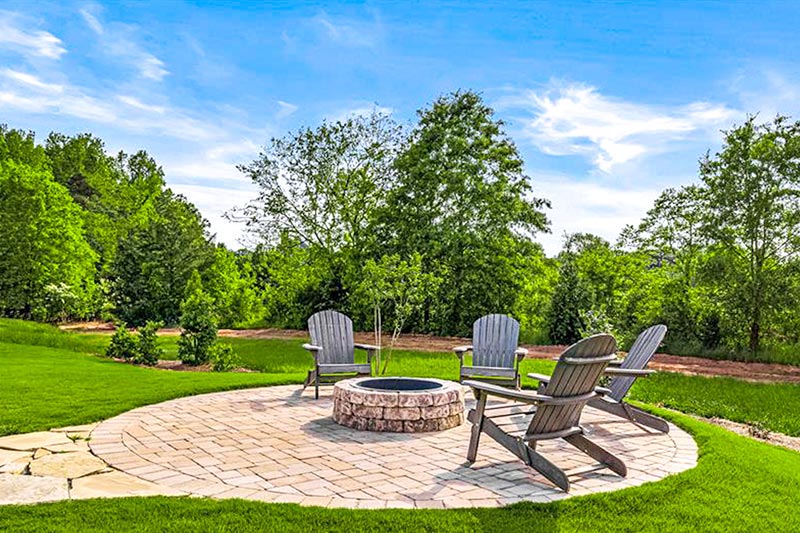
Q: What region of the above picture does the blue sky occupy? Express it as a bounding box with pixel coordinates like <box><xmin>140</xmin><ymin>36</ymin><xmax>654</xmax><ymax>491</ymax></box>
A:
<box><xmin>1</xmin><ymin>1</ymin><xmax>799</xmax><ymax>255</ymax></box>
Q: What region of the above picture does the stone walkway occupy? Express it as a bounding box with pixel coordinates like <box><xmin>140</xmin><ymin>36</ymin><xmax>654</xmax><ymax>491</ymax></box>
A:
<box><xmin>80</xmin><ymin>385</ymin><xmax>697</xmax><ymax>509</ymax></box>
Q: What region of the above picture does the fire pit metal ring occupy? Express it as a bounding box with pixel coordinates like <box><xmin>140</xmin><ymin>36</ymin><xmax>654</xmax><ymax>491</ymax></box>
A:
<box><xmin>332</xmin><ymin>376</ymin><xmax>465</xmax><ymax>433</ymax></box>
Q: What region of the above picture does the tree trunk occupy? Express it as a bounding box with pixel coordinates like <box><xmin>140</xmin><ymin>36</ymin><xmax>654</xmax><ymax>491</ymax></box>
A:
<box><xmin>748</xmin><ymin>317</ymin><xmax>760</xmax><ymax>356</ymax></box>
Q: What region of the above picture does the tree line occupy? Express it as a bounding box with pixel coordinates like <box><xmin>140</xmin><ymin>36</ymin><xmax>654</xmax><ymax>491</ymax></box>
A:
<box><xmin>2</xmin><ymin>93</ymin><xmax>799</xmax><ymax>363</ymax></box>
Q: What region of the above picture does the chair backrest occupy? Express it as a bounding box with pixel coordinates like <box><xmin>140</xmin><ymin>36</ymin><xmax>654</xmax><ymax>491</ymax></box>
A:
<box><xmin>308</xmin><ymin>310</ymin><xmax>355</xmax><ymax>364</ymax></box>
<box><xmin>526</xmin><ymin>334</ymin><xmax>617</xmax><ymax>439</ymax></box>
<box><xmin>472</xmin><ymin>314</ymin><xmax>520</xmax><ymax>369</ymax></box>
<box><xmin>609</xmin><ymin>324</ymin><xmax>667</xmax><ymax>401</ymax></box>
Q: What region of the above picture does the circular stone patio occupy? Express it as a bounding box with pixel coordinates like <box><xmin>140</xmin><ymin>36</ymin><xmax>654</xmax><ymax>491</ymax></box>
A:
<box><xmin>89</xmin><ymin>384</ymin><xmax>697</xmax><ymax>509</ymax></box>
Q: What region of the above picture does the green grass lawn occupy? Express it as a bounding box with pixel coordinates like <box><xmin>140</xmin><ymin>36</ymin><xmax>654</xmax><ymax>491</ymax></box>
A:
<box><xmin>1</xmin><ymin>409</ymin><xmax>798</xmax><ymax>532</ymax></box>
<box><xmin>3</xmin><ymin>318</ymin><xmax>800</xmax><ymax>437</ymax></box>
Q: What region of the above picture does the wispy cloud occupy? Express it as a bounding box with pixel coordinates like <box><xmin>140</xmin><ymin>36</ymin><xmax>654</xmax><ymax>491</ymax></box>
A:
<box><xmin>79</xmin><ymin>6</ymin><xmax>169</xmax><ymax>81</ymax></box>
<box><xmin>313</xmin><ymin>12</ymin><xmax>384</xmax><ymax>48</ymax></box>
<box><xmin>276</xmin><ymin>100</ymin><xmax>299</xmax><ymax>119</ymax></box>
<box><xmin>2</xmin><ymin>69</ymin><xmax>63</xmax><ymax>93</ymax></box>
<box><xmin>502</xmin><ymin>82</ymin><xmax>738</xmax><ymax>172</ymax></box>
<box><xmin>0</xmin><ymin>12</ymin><xmax>66</xmax><ymax>59</ymax></box>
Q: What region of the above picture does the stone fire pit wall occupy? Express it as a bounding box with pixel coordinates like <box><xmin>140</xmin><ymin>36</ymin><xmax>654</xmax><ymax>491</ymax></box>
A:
<box><xmin>333</xmin><ymin>378</ymin><xmax>465</xmax><ymax>433</ymax></box>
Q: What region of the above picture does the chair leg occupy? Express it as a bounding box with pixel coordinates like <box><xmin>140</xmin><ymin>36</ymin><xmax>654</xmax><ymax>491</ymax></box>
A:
<box><xmin>466</xmin><ymin>392</ymin><xmax>488</xmax><ymax>463</ymax></box>
<box><xmin>314</xmin><ymin>365</ymin><xmax>319</xmax><ymax>400</ymax></box>
<box><xmin>564</xmin><ymin>433</ymin><xmax>627</xmax><ymax>477</ymax></box>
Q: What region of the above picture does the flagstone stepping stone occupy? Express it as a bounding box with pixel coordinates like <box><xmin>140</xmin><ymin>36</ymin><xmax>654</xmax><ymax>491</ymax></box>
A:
<box><xmin>29</xmin><ymin>451</ymin><xmax>106</xmax><ymax>479</ymax></box>
<box><xmin>0</xmin><ymin>449</ymin><xmax>31</xmax><ymax>467</ymax></box>
<box><xmin>0</xmin><ymin>473</ymin><xmax>68</xmax><ymax>505</ymax></box>
<box><xmin>0</xmin><ymin>431</ymin><xmax>73</xmax><ymax>451</ymax></box>
<box><xmin>0</xmin><ymin>457</ymin><xmax>30</xmax><ymax>474</ymax></box>
<box><xmin>70</xmin><ymin>470</ymin><xmax>186</xmax><ymax>499</ymax></box>
<box><xmin>33</xmin><ymin>448</ymin><xmax>51</xmax><ymax>459</ymax></box>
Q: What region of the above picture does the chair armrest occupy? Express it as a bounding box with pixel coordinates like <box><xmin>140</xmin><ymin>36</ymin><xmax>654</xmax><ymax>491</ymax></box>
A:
<box><xmin>453</xmin><ymin>345</ymin><xmax>473</xmax><ymax>361</ymax></box>
<box><xmin>527</xmin><ymin>372</ymin><xmax>552</xmax><ymax>384</ymax></box>
<box><xmin>465</xmin><ymin>380</ymin><xmax>596</xmax><ymax>406</ymax></box>
<box><xmin>607</xmin><ymin>359</ymin><xmax>624</xmax><ymax>366</ymax></box>
<box><xmin>354</xmin><ymin>343</ymin><xmax>379</xmax><ymax>363</ymax></box>
<box><xmin>302</xmin><ymin>344</ymin><xmax>322</xmax><ymax>362</ymax></box>
<box><xmin>354</xmin><ymin>343</ymin><xmax>380</xmax><ymax>351</ymax></box>
<box><xmin>604</xmin><ymin>368</ymin><xmax>656</xmax><ymax>377</ymax></box>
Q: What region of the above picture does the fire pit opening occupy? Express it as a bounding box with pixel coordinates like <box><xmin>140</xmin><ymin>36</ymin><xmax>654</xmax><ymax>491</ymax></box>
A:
<box><xmin>332</xmin><ymin>377</ymin><xmax>465</xmax><ymax>433</ymax></box>
<box><xmin>355</xmin><ymin>377</ymin><xmax>444</xmax><ymax>392</ymax></box>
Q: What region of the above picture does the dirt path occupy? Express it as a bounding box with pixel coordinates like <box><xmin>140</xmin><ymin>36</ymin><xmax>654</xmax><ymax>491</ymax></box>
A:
<box><xmin>61</xmin><ymin>322</ymin><xmax>800</xmax><ymax>384</ymax></box>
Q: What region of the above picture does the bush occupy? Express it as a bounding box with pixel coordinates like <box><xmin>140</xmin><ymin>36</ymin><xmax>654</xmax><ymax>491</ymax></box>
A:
<box><xmin>135</xmin><ymin>321</ymin><xmax>162</xmax><ymax>366</ymax></box>
<box><xmin>106</xmin><ymin>325</ymin><xmax>138</xmax><ymax>360</ymax></box>
<box><xmin>209</xmin><ymin>343</ymin><xmax>239</xmax><ymax>372</ymax></box>
<box><xmin>177</xmin><ymin>272</ymin><xmax>217</xmax><ymax>365</ymax></box>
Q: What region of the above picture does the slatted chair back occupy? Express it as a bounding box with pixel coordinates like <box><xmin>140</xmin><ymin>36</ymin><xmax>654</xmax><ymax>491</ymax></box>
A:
<box><xmin>609</xmin><ymin>324</ymin><xmax>667</xmax><ymax>402</ymax></box>
<box><xmin>308</xmin><ymin>310</ymin><xmax>355</xmax><ymax>365</ymax></box>
<box><xmin>526</xmin><ymin>334</ymin><xmax>617</xmax><ymax>438</ymax></box>
<box><xmin>472</xmin><ymin>314</ymin><xmax>520</xmax><ymax>369</ymax></box>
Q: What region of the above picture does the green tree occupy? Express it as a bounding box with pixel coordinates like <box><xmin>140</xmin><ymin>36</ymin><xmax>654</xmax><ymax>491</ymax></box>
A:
<box><xmin>112</xmin><ymin>191</ymin><xmax>213</xmax><ymax>325</ymax></box>
<box><xmin>381</xmin><ymin>91</ymin><xmax>549</xmax><ymax>334</ymax></box>
<box><xmin>203</xmin><ymin>246</ymin><xmax>264</xmax><ymax>328</ymax></box>
<box><xmin>136</xmin><ymin>321</ymin><xmax>163</xmax><ymax>366</ymax></box>
<box><xmin>698</xmin><ymin>116</ymin><xmax>800</xmax><ymax>354</ymax></box>
<box><xmin>177</xmin><ymin>272</ymin><xmax>218</xmax><ymax>365</ymax></box>
<box><xmin>0</xmin><ymin>162</ymin><xmax>97</xmax><ymax>320</ymax></box>
<box><xmin>547</xmin><ymin>260</ymin><xmax>591</xmax><ymax>345</ymax></box>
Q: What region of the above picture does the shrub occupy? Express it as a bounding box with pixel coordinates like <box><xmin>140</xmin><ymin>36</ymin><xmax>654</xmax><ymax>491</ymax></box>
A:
<box><xmin>106</xmin><ymin>324</ymin><xmax>139</xmax><ymax>360</ymax></box>
<box><xmin>209</xmin><ymin>343</ymin><xmax>239</xmax><ymax>372</ymax></box>
<box><xmin>177</xmin><ymin>272</ymin><xmax>217</xmax><ymax>365</ymax></box>
<box><xmin>135</xmin><ymin>321</ymin><xmax>162</xmax><ymax>366</ymax></box>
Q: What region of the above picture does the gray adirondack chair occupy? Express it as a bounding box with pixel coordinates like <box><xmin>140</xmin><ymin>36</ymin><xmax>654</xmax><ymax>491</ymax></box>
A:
<box><xmin>302</xmin><ymin>310</ymin><xmax>378</xmax><ymax>399</ymax></box>
<box><xmin>465</xmin><ymin>334</ymin><xmax>625</xmax><ymax>492</ymax></box>
<box><xmin>454</xmin><ymin>314</ymin><xmax>528</xmax><ymax>388</ymax></box>
<box><xmin>528</xmin><ymin>324</ymin><xmax>669</xmax><ymax>432</ymax></box>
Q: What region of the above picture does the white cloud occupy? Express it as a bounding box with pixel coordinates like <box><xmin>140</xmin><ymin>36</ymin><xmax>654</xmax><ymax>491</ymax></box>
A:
<box><xmin>0</xmin><ymin>13</ymin><xmax>66</xmax><ymax>59</ymax></box>
<box><xmin>80</xmin><ymin>7</ymin><xmax>169</xmax><ymax>81</ymax></box>
<box><xmin>313</xmin><ymin>12</ymin><xmax>383</xmax><ymax>48</ymax></box>
<box><xmin>117</xmin><ymin>95</ymin><xmax>166</xmax><ymax>114</ymax></box>
<box><xmin>531</xmin><ymin>175</ymin><xmax>664</xmax><ymax>256</ymax></box>
<box><xmin>276</xmin><ymin>100</ymin><xmax>298</xmax><ymax>119</ymax></box>
<box><xmin>2</xmin><ymin>69</ymin><xmax>63</xmax><ymax>93</ymax></box>
<box><xmin>504</xmin><ymin>82</ymin><xmax>738</xmax><ymax>172</ymax></box>
<box><xmin>169</xmin><ymin>183</ymin><xmax>258</xmax><ymax>248</ymax></box>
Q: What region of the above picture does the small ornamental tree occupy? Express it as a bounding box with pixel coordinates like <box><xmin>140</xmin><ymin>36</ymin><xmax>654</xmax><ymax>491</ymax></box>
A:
<box><xmin>136</xmin><ymin>321</ymin><xmax>163</xmax><ymax>366</ymax></box>
<box><xmin>106</xmin><ymin>324</ymin><xmax>139</xmax><ymax>360</ymax></box>
<box><xmin>177</xmin><ymin>271</ymin><xmax>218</xmax><ymax>365</ymax></box>
<box><xmin>356</xmin><ymin>253</ymin><xmax>441</xmax><ymax>374</ymax></box>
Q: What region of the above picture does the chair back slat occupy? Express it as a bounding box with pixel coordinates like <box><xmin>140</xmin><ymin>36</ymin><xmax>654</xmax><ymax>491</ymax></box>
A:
<box><xmin>526</xmin><ymin>334</ymin><xmax>616</xmax><ymax>437</ymax></box>
<box><xmin>610</xmin><ymin>325</ymin><xmax>667</xmax><ymax>401</ymax></box>
<box><xmin>308</xmin><ymin>310</ymin><xmax>355</xmax><ymax>364</ymax></box>
<box><xmin>472</xmin><ymin>314</ymin><xmax>520</xmax><ymax>369</ymax></box>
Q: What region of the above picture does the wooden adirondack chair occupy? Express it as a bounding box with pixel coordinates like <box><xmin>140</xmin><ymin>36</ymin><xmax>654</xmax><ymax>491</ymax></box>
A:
<box><xmin>528</xmin><ymin>325</ymin><xmax>669</xmax><ymax>433</ymax></box>
<box><xmin>302</xmin><ymin>310</ymin><xmax>378</xmax><ymax>399</ymax></box>
<box><xmin>454</xmin><ymin>314</ymin><xmax>528</xmax><ymax>389</ymax></box>
<box><xmin>465</xmin><ymin>334</ymin><xmax>625</xmax><ymax>492</ymax></box>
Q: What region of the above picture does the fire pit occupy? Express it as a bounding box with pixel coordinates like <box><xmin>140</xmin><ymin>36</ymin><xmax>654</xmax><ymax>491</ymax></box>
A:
<box><xmin>332</xmin><ymin>377</ymin><xmax>465</xmax><ymax>433</ymax></box>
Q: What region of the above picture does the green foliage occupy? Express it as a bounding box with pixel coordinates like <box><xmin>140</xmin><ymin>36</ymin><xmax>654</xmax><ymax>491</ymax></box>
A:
<box><xmin>136</xmin><ymin>321</ymin><xmax>163</xmax><ymax>366</ymax></box>
<box><xmin>547</xmin><ymin>260</ymin><xmax>590</xmax><ymax>344</ymax></box>
<box><xmin>204</xmin><ymin>246</ymin><xmax>264</xmax><ymax>328</ymax></box>
<box><xmin>106</xmin><ymin>325</ymin><xmax>139</xmax><ymax>360</ymax></box>
<box><xmin>209</xmin><ymin>342</ymin><xmax>240</xmax><ymax>372</ymax></box>
<box><xmin>355</xmin><ymin>253</ymin><xmax>441</xmax><ymax>374</ymax></box>
<box><xmin>177</xmin><ymin>272</ymin><xmax>218</xmax><ymax>365</ymax></box>
<box><xmin>0</xmin><ymin>161</ymin><xmax>97</xmax><ymax>321</ymax></box>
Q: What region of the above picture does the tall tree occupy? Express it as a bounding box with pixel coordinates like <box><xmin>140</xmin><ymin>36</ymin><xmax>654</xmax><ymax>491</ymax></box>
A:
<box><xmin>380</xmin><ymin>91</ymin><xmax>550</xmax><ymax>334</ymax></box>
<box><xmin>0</xmin><ymin>162</ymin><xmax>96</xmax><ymax>320</ymax></box>
<box><xmin>698</xmin><ymin>116</ymin><xmax>800</xmax><ymax>354</ymax></box>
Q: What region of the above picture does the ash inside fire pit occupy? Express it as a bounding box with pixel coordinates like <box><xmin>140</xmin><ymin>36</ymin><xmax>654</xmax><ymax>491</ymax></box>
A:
<box><xmin>355</xmin><ymin>377</ymin><xmax>444</xmax><ymax>392</ymax></box>
<box><xmin>333</xmin><ymin>377</ymin><xmax>465</xmax><ymax>433</ymax></box>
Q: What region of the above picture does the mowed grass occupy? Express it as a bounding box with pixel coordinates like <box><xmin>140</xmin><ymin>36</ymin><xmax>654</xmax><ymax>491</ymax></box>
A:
<box><xmin>0</xmin><ymin>342</ymin><xmax>303</xmax><ymax>437</ymax></box>
<box><xmin>1</xmin><ymin>409</ymin><xmax>799</xmax><ymax>532</ymax></box>
<box><xmin>3</xmin><ymin>319</ymin><xmax>800</xmax><ymax>437</ymax></box>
